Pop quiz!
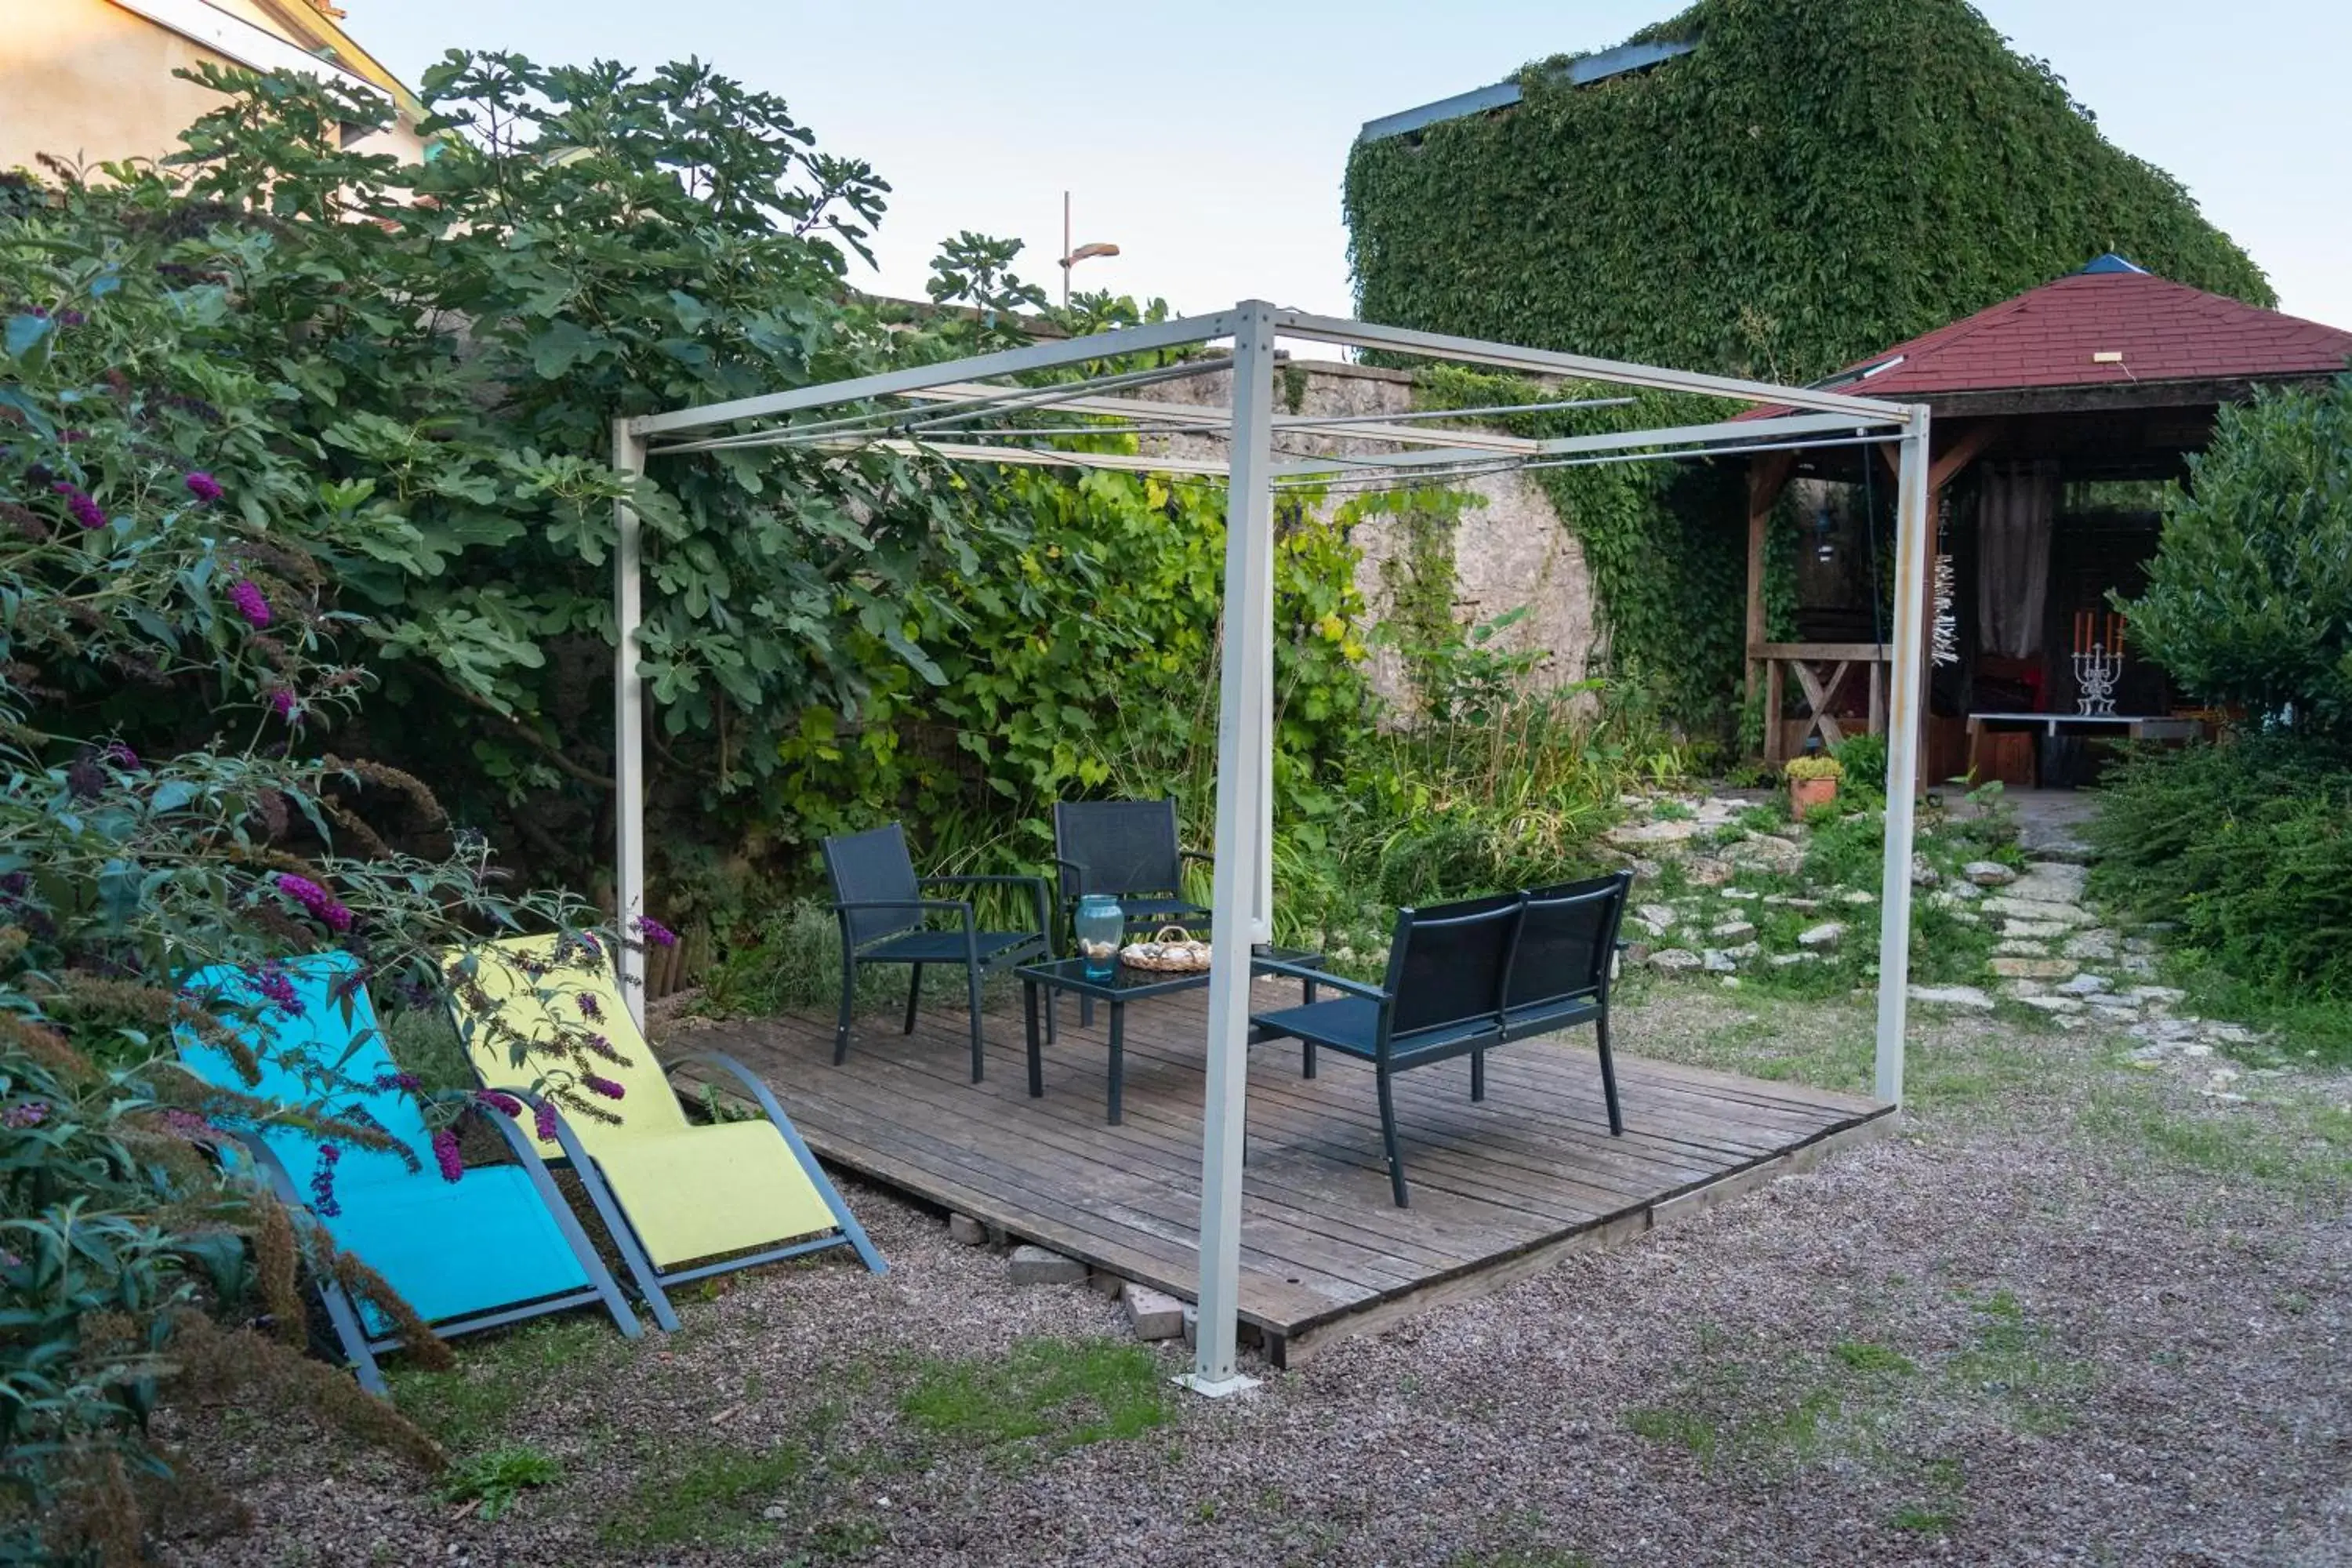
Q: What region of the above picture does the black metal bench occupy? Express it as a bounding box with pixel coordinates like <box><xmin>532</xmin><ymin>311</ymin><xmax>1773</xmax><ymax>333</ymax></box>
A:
<box><xmin>1250</xmin><ymin>872</ymin><xmax>1632</xmax><ymax>1207</ymax></box>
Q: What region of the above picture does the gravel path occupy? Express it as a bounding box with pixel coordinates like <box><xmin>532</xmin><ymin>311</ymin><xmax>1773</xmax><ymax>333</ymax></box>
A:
<box><xmin>165</xmin><ymin>993</ymin><xmax>2350</xmax><ymax>1568</ymax></box>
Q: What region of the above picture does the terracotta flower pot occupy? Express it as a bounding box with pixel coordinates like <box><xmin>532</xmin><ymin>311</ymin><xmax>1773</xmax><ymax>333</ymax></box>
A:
<box><xmin>1789</xmin><ymin>776</ymin><xmax>1838</xmax><ymax>818</ymax></box>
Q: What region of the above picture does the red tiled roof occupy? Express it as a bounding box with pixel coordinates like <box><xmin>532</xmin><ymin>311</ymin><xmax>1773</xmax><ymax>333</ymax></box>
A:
<box><xmin>1747</xmin><ymin>263</ymin><xmax>2352</xmax><ymax>416</ymax></box>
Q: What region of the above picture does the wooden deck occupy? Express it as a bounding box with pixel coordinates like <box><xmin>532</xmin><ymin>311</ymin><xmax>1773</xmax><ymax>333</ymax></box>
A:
<box><xmin>684</xmin><ymin>981</ymin><xmax>1893</xmax><ymax>1366</ymax></box>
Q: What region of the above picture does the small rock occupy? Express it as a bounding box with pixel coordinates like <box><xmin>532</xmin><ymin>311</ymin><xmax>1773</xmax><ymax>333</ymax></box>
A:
<box><xmin>2120</xmin><ymin>954</ymin><xmax>2158</xmax><ymax>977</ymax></box>
<box><xmin>1007</xmin><ymin>1244</ymin><xmax>1087</xmax><ymax>1287</ymax></box>
<box><xmin>1650</xmin><ymin>948</ymin><xmax>1703</xmax><ymax>972</ymax></box>
<box><xmin>2128</xmin><ymin>985</ymin><xmax>2186</xmax><ymax>1005</ymax></box>
<box><xmin>1123</xmin><ymin>1283</ymin><xmax>1186</xmax><ymax>1341</ymax></box>
<box><xmin>2002</xmin><ymin>919</ymin><xmax>2070</xmax><ymax>940</ymax></box>
<box><xmin>1725</xmin><ymin>942</ymin><xmax>1762</xmax><ymax>960</ymax></box>
<box><xmin>1638</xmin><ymin>903</ymin><xmax>1677</xmax><ymax>932</ymax></box>
<box><xmin>763</xmin><ymin>1504</ymin><xmax>790</xmax><ymax>1522</ymax></box>
<box><xmin>1990</xmin><ymin>956</ymin><xmax>2078</xmax><ymax>980</ymax></box>
<box><xmin>1768</xmin><ymin>952</ymin><xmax>1820</xmax><ymax>967</ymax></box>
<box><xmin>1762</xmin><ymin>895</ymin><xmax>1822</xmax><ymax>910</ymax></box>
<box><xmin>1721</xmin><ymin>887</ymin><xmax>1759</xmax><ymax>902</ymax></box>
<box><xmin>1090</xmin><ymin>1269</ymin><xmax>1127</xmax><ymax>1298</ymax></box>
<box><xmin>2009</xmin><ymin>862</ymin><xmax>2091</xmax><ymax>904</ymax></box>
<box><xmin>1702</xmin><ymin>949</ymin><xmax>1738</xmax><ymax>973</ymax></box>
<box><xmin>1949</xmin><ymin>911</ymin><xmax>1982</xmax><ymax>926</ymax></box>
<box><xmin>1719</xmin><ymin>975</ymin><xmax>1743</xmax><ymax>989</ymax></box>
<box><xmin>2056</xmin><ymin>973</ymin><xmax>2114</xmax><ymax>996</ymax></box>
<box><xmin>1624</xmin><ymin>941</ymin><xmax>1653</xmax><ymax>964</ymax></box>
<box><xmin>1911</xmin><ymin>854</ymin><xmax>1940</xmax><ymax>887</ymax></box>
<box><xmin>2003</xmin><ymin>978</ymin><xmax>2051</xmax><ymax>997</ymax></box>
<box><xmin>946</xmin><ymin>1213</ymin><xmax>988</xmax><ymax>1247</ymax></box>
<box><xmin>1182</xmin><ymin>1304</ymin><xmax>1200</xmax><ymax>1349</ymax></box>
<box><xmin>1839</xmin><ymin>890</ymin><xmax>1877</xmax><ymax>906</ymax></box>
<box><xmin>1964</xmin><ymin>861</ymin><xmax>2018</xmax><ymax>887</ymax></box>
<box><xmin>2063</xmin><ymin>929</ymin><xmax>2121</xmax><ymax>961</ymax></box>
<box><xmin>2020</xmin><ymin>994</ymin><xmax>2085</xmax><ymax>1014</ymax></box>
<box><xmin>1982</xmin><ymin>896</ymin><xmax>2095</xmax><ymax>927</ymax></box>
<box><xmin>1608</xmin><ymin>818</ymin><xmax>1702</xmax><ymax>847</ymax></box>
<box><xmin>1797</xmin><ymin>922</ymin><xmax>1845</xmax><ymax>949</ymax></box>
<box><xmin>1908</xmin><ymin>984</ymin><xmax>1996</xmax><ymax>1011</ymax></box>
<box><xmin>1993</xmin><ymin>938</ymin><xmax>2050</xmax><ymax>958</ymax></box>
<box><xmin>1686</xmin><ymin>858</ymin><xmax>1735</xmax><ymax>887</ymax></box>
<box><xmin>1941</xmin><ymin>878</ymin><xmax>1984</xmax><ymax>901</ymax></box>
<box><xmin>1710</xmin><ymin>919</ymin><xmax>1757</xmax><ymax>942</ymax></box>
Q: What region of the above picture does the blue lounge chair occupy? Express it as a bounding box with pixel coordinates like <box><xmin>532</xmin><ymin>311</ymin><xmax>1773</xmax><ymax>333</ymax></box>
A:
<box><xmin>176</xmin><ymin>953</ymin><xmax>641</xmax><ymax>1394</ymax></box>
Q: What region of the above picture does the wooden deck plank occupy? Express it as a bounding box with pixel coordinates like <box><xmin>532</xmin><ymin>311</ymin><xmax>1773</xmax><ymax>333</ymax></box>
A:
<box><xmin>676</xmin><ymin>985</ymin><xmax>1892</xmax><ymax>1355</ymax></box>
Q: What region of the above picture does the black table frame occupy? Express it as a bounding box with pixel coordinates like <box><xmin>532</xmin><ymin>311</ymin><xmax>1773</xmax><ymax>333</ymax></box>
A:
<box><xmin>1018</xmin><ymin>948</ymin><xmax>1325</xmax><ymax>1124</ymax></box>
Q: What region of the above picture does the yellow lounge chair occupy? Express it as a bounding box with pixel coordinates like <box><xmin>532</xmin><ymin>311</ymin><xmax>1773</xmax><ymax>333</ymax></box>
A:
<box><xmin>447</xmin><ymin>934</ymin><xmax>884</xmax><ymax>1330</ymax></box>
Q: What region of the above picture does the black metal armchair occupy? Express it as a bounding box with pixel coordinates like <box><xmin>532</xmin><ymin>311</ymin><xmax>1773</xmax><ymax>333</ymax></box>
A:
<box><xmin>1051</xmin><ymin>798</ymin><xmax>1212</xmax><ymax>937</ymax></box>
<box><xmin>822</xmin><ymin>823</ymin><xmax>1051</xmax><ymax>1083</ymax></box>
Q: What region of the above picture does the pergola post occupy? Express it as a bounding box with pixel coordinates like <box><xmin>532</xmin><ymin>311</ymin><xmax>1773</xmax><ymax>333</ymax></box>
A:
<box><xmin>1183</xmin><ymin>301</ymin><xmax>1279</xmax><ymax>1397</ymax></box>
<box><xmin>612</xmin><ymin>419</ymin><xmax>649</xmax><ymax>1029</ymax></box>
<box><xmin>1872</xmin><ymin>405</ymin><xmax>1933</xmax><ymax>1104</ymax></box>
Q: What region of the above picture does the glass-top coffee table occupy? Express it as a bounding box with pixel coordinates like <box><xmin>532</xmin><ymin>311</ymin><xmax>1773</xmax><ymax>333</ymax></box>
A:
<box><xmin>1016</xmin><ymin>947</ymin><xmax>1326</xmax><ymax>1124</ymax></box>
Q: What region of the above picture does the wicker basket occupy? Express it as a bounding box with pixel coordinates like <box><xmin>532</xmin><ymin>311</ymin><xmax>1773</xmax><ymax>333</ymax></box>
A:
<box><xmin>1118</xmin><ymin>925</ymin><xmax>1211</xmax><ymax>973</ymax></box>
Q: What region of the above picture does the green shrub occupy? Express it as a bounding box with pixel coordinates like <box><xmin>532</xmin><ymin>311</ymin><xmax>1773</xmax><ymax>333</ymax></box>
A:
<box><xmin>2122</xmin><ymin>374</ymin><xmax>2352</xmax><ymax>737</ymax></box>
<box><xmin>2089</xmin><ymin>739</ymin><xmax>2352</xmax><ymax>1054</ymax></box>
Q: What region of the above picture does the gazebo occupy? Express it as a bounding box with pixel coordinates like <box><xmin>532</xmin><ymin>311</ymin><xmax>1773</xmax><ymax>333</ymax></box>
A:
<box><xmin>1742</xmin><ymin>256</ymin><xmax>2352</xmax><ymax>778</ymax></box>
<box><xmin>610</xmin><ymin>304</ymin><xmax>1929</xmax><ymax>1394</ymax></box>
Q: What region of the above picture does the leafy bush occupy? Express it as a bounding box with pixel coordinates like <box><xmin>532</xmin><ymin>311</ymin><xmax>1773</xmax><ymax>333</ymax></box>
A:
<box><xmin>1785</xmin><ymin>756</ymin><xmax>1844</xmax><ymax>782</ymax></box>
<box><xmin>2122</xmin><ymin>374</ymin><xmax>2352</xmax><ymax>738</ymax></box>
<box><xmin>0</xmin><ymin>116</ymin><xmax>646</xmax><ymax>1560</ymax></box>
<box><xmin>2089</xmin><ymin>739</ymin><xmax>2352</xmax><ymax>1055</ymax></box>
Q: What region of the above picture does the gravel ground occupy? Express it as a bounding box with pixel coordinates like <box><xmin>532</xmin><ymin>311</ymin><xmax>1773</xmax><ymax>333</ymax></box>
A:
<box><xmin>163</xmin><ymin>990</ymin><xmax>2350</xmax><ymax>1568</ymax></box>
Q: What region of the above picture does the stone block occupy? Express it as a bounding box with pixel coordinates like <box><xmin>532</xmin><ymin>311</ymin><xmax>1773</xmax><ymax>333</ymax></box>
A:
<box><xmin>2056</xmin><ymin>973</ymin><xmax>2113</xmax><ymax>996</ymax></box>
<box><xmin>1710</xmin><ymin>919</ymin><xmax>1757</xmax><ymax>942</ymax></box>
<box><xmin>1963</xmin><ymin>861</ymin><xmax>2017</xmax><ymax>887</ymax></box>
<box><xmin>1637</xmin><ymin>903</ymin><xmax>1677</xmax><ymax>931</ymax></box>
<box><xmin>1990</xmin><ymin>956</ymin><xmax>2078</xmax><ymax>980</ymax></box>
<box><xmin>1089</xmin><ymin>1269</ymin><xmax>1127</xmax><ymax>1298</ymax></box>
<box><xmin>2019</xmin><ymin>994</ymin><xmax>2085</xmax><ymax>1014</ymax></box>
<box><xmin>1796</xmin><ymin>921</ymin><xmax>1845</xmax><ymax>949</ymax></box>
<box><xmin>946</xmin><ymin>1213</ymin><xmax>989</xmax><ymax>1247</ymax></box>
<box><xmin>1908</xmin><ymin>984</ymin><xmax>1995</xmax><ymax>1011</ymax></box>
<box><xmin>1123</xmin><ymin>1283</ymin><xmax>1187</xmax><ymax>1341</ymax></box>
<box><xmin>1007</xmin><ymin>1244</ymin><xmax>1087</xmax><ymax>1287</ymax></box>
<box><xmin>1650</xmin><ymin>948</ymin><xmax>1702</xmax><ymax>972</ymax></box>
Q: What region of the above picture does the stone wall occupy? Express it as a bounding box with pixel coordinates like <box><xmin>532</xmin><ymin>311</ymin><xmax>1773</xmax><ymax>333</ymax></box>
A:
<box><xmin>1139</xmin><ymin>360</ymin><xmax>1600</xmax><ymax>713</ymax></box>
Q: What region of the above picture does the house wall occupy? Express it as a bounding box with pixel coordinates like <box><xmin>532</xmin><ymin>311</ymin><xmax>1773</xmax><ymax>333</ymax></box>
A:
<box><xmin>0</xmin><ymin>0</ymin><xmax>423</xmax><ymax>178</ymax></box>
<box><xmin>1142</xmin><ymin>360</ymin><xmax>1601</xmax><ymax>712</ymax></box>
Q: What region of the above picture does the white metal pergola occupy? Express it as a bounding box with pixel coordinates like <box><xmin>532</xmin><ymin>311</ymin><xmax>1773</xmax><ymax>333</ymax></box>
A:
<box><xmin>613</xmin><ymin>303</ymin><xmax>1930</xmax><ymax>1396</ymax></box>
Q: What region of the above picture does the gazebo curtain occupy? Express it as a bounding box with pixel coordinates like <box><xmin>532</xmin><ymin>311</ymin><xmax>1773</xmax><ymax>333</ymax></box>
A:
<box><xmin>1976</xmin><ymin>460</ymin><xmax>2059</xmax><ymax>659</ymax></box>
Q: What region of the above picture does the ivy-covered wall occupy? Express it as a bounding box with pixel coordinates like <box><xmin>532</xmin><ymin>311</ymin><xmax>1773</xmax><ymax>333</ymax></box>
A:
<box><xmin>1345</xmin><ymin>0</ymin><xmax>2274</xmax><ymax>740</ymax></box>
<box><xmin>1346</xmin><ymin>0</ymin><xmax>2272</xmax><ymax>382</ymax></box>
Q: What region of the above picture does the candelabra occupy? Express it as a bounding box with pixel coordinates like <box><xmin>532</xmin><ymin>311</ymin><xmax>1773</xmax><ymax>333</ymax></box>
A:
<box><xmin>2072</xmin><ymin>646</ymin><xmax>2123</xmax><ymax>716</ymax></box>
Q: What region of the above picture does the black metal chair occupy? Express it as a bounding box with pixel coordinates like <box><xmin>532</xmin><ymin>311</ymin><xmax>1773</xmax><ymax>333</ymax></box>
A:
<box><xmin>821</xmin><ymin>824</ymin><xmax>1051</xmax><ymax>1083</ymax></box>
<box><xmin>1500</xmin><ymin>872</ymin><xmax>1633</xmax><ymax>1136</ymax></box>
<box><xmin>1051</xmin><ymin>798</ymin><xmax>1212</xmax><ymax>938</ymax></box>
<box><xmin>1051</xmin><ymin>798</ymin><xmax>1212</xmax><ymax>1025</ymax></box>
<box><xmin>1250</xmin><ymin>894</ymin><xmax>1523</xmax><ymax>1207</ymax></box>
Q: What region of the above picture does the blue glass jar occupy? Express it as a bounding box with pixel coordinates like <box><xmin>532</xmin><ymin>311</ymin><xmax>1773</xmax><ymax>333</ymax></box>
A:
<box><xmin>1074</xmin><ymin>894</ymin><xmax>1123</xmax><ymax>978</ymax></box>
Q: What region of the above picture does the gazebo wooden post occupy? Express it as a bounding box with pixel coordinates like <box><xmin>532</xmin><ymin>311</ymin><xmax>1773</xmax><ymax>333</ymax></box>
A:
<box><xmin>1878</xmin><ymin>419</ymin><xmax>2002</xmax><ymax>784</ymax></box>
<box><xmin>1745</xmin><ymin>451</ymin><xmax>1797</xmax><ymax>757</ymax></box>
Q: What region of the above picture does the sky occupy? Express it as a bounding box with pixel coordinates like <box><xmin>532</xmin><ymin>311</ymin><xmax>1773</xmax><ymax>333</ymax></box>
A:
<box><xmin>350</xmin><ymin>1</ymin><xmax>2351</xmax><ymax>337</ymax></box>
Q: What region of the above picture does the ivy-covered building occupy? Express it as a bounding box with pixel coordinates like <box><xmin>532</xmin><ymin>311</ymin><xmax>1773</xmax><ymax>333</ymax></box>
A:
<box><xmin>1341</xmin><ymin>0</ymin><xmax>2280</xmax><ymax>740</ymax></box>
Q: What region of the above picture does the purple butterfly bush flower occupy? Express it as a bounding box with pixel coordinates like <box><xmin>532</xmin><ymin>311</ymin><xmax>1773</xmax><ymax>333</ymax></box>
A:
<box><xmin>372</xmin><ymin>1070</ymin><xmax>422</xmax><ymax>1094</ymax></box>
<box><xmin>2</xmin><ymin>1101</ymin><xmax>49</xmax><ymax>1130</ymax></box>
<box><xmin>575</xmin><ymin>990</ymin><xmax>603</xmax><ymax>1024</ymax></box>
<box><xmin>185</xmin><ymin>471</ymin><xmax>224</xmax><ymax>503</ymax></box>
<box><xmin>431</xmin><ymin>1127</ymin><xmax>463</xmax><ymax>1183</ymax></box>
<box><xmin>475</xmin><ymin>1089</ymin><xmax>524</xmax><ymax>1119</ymax></box>
<box><xmin>228</xmin><ymin>579</ymin><xmax>271</xmax><ymax>628</ymax></box>
<box><xmin>274</xmin><ymin>873</ymin><xmax>353</xmax><ymax>932</ymax></box>
<box><xmin>246</xmin><ymin>962</ymin><xmax>304</xmax><ymax>1018</ymax></box>
<box><xmin>583</xmin><ymin>1073</ymin><xmax>625</xmax><ymax>1102</ymax></box>
<box><xmin>309</xmin><ymin>1145</ymin><xmax>342</xmax><ymax>1217</ymax></box>
<box><xmin>50</xmin><ymin>481</ymin><xmax>105</xmax><ymax>531</ymax></box>
<box><xmin>267</xmin><ymin>688</ymin><xmax>299</xmax><ymax>722</ymax></box>
<box><xmin>532</xmin><ymin>1098</ymin><xmax>560</xmax><ymax>1144</ymax></box>
<box><xmin>633</xmin><ymin>916</ymin><xmax>678</xmax><ymax>948</ymax></box>
<box><xmin>103</xmin><ymin>742</ymin><xmax>140</xmax><ymax>771</ymax></box>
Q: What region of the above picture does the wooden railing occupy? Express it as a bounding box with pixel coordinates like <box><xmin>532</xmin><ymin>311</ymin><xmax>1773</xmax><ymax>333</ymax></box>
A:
<box><xmin>1751</xmin><ymin>642</ymin><xmax>1896</xmax><ymax>764</ymax></box>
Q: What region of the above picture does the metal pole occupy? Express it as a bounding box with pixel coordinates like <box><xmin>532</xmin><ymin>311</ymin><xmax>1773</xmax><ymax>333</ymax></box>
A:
<box><xmin>612</xmin><ymin>418</ymin><xmax>649</xmax><ymax>1031</ymax></box>
<box><xmin>1872</xmin><ymin>405</ymin><xmax>1933</xmax><ymax>1104</ymax></box>
<box><xmin>1182</xmin><ymin>300</ymin><xmax>1277</xmax><ymax>1398</ymax></box>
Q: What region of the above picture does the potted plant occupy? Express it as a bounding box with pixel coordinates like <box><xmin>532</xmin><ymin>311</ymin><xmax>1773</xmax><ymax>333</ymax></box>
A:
<box><xmin>1785</xmin><ymin>754</ymin><xmax>1843</xmax><ymax>819</ymax></box>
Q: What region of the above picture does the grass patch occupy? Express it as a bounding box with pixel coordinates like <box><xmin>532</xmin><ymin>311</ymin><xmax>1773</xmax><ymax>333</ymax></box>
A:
<box><xmin>2080</xmin><ymin>1082</ymin><xmax>2352</xmax><ymax>1195</ymax></box>
<box><xmin>387</xmin><ymin>1316</ymin><xmax>626</xmax><ymax>1453</ymax></box>
<box><xmin>1945</xmin><ymin>1290</ymin><xmax>2090</xmax><ymax>1436</ymax></box>
<box><xmin>898</xmin><ymin>1337</ymin><xmax>1170</xmax><ymax>1463</ymax></box>
<box><xmin>1831</xmin><ymin>1341</ymin><xmax>1916</xmax><ymax>1375</ymax></box>
<box><xmin>598</xmin><ymin>1441</ymin><xmax>804</xmax><ymax>1550</ymax></box>
<box><xmin>436</xmin><ymin>1444</ymin><xmax>560</xmax><ymax>1520</ymax></box>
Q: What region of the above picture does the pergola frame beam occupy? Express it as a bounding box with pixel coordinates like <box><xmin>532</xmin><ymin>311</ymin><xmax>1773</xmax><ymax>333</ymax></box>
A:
<box><xmin>615</xmin><ymin>300</ymin><xmax>1925</xmax><ymax>1398</ymax></box>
